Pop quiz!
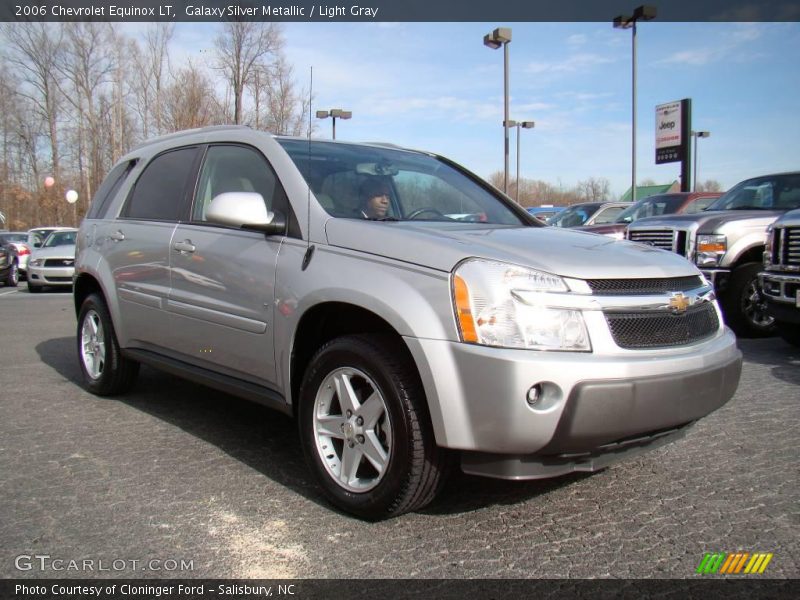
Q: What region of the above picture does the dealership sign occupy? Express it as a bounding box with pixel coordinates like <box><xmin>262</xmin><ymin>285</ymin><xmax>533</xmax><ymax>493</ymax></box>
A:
<box><xmin>655</xmin><ymin>100</ymin><xmax>686</xmax><ymax>164</ymax></box>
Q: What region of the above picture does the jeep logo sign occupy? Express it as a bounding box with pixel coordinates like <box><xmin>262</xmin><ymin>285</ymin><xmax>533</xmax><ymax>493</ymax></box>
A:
<box><xmin>655</xmin><ymin>100</ymin><xmax>686</xmax><ymax>165</ymax></box>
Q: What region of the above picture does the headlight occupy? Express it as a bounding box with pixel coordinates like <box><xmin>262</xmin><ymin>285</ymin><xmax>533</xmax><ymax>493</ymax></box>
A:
<box><xmin>29</xmin><ymin>259</ymin><xmax>43</xmax><ymax>267</ymax></box>
<box><xmin>695</xmin><ymin>234</ymin><xmax>727</xmax><ymax>267</ymax></box>
<box><xmin>452</xmin><ymin>259</ymin><xmax>591</xmax><ymax>351</ymax></box>
<box><xmin>764</xmin><ymin>225</ymin><xmax>775</xmax><ymax>266</ymax></box>
<box><xmin>604</xmin><ymin>231</ymin><xmax>625</xmax><ymax>241</ymax></box>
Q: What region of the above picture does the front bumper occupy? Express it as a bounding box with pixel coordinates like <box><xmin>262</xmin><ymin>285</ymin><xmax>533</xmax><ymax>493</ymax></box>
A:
<box><xmin>760</xmin><ymin>272</ymin><xmax>800</xmax><ymax>324</ymax></box>
<box><xmin>405</xmin><ymin>329</ymin><xmax>741</xmax><ymax>459</ymax></box>
<box><xmin>27</xmin><ymin>264</ymin><xmax>75</xmax><ymax>287</ymax></box>
<box><xmin>700</xmin><ymin>268</ymin><xmax>731</xmax><ymax>293</ymax></box>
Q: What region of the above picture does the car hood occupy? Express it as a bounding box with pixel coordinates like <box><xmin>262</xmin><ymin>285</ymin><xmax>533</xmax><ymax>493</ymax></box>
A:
<box><xmin>31</xmin><ymin>245</ymin><xmax>76</xmax><ymax>260</ymax></box>
<box><xmin>629</xmin><ymin>210</ymin><xmax>784</xmax><ymax>232</ymax></box>
<box><xmin>324</xmin><ymin>220</ymin><xmax>698</xmax><ymax>279</ymax></box>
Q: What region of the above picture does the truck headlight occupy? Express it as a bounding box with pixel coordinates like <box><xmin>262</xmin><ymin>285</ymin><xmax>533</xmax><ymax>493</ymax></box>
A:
<box><xmin>451</xmin><ymin>259</ymin><xmax>591</xmax><ymax>351</ymax></box>
<box><xmin>695</xmin><ymin>234</ymin><xmax>727</xmax><ymax>267</ymax></box>
<box><xmin>764</xmin><ymin>225</ymin><xmax>774</xmax><ymax>266</ymax></box>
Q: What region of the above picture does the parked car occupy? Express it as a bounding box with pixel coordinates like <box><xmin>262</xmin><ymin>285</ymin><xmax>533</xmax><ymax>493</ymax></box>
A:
<box><xmin>760</xmin><ymin>209</ymin><xmax>800</xmax><ymax>347</ymax></box>
<box><xmin>547</xmin><ymin>202</ymin><xmax>630</xmax><ymax>228</ymax></box>
<box><xmin>74</xmin><ymin>126</ymin><xmax>741</xmax><ymax>519</ymax></box>
<box><xmin>27</xmin><ymin>228</ymin><xmax>78</xmax><ymax>293</ymax></box>
<box><xmin>0</xmin><ymin>231</ymin><xmax>29</xmax><ymax>284</ymax></box>
<box><xmin>526</xmin><ymin>205</ymin><xmax>564</xmax><ymax>221</ymax></box>
<box><xmin>627</xmin><ymin>172</ymin><xmax>800</xmax><ymax>337</ymax></box>
<box><xmin>0</xmin><ymin>242</ymin><xmax>19</xmax><ymax>287</ymax></box>
<box><xmin>578</xmin><ymin>192</ymin><xmax>722</xmax><ymax>240</ymax></box>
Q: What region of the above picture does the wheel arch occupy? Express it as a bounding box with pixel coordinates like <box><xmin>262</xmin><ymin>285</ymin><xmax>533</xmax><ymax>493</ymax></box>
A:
<box><xmin>290</xmin><ymin>302</ymin><xmax>416</xmax><ymax>415</ymax></box>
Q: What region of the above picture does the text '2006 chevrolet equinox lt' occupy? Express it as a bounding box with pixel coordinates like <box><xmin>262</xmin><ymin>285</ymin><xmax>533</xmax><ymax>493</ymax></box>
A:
<box><xmin>74</xmin><ymin>126</ymin><xmax>742</xmax><ymax>519</ymax></box>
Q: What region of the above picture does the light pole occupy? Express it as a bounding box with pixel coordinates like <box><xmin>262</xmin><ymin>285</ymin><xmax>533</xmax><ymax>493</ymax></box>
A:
<box><xmin>483</xmin><ymin>27</ymin><xmax>512</xmax><ymax>194</ymax></box>
<box><xmin>691</xmin><ymin>130</ymin><xmax>710</xmax><ymax>191</ymax></box>
<box><xmin>613</xmin><ymin>5</ymin><xmax>656</xmax><ymax>203</ymax></box>
<box><xmin>506</xmin><ymin>120</ymin><xmax>535</xmax><ymax>202</ymax></box>
<box><xmin>316</xmin><ymin>108</ymin><xmax>352</xmax><ymax>140</ymax></box>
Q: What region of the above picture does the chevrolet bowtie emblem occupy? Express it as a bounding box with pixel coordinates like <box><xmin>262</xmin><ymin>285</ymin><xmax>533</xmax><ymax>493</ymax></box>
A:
<box><xmin>669</xmin><ymin>292</ymin><xmax>690</xmax><ymax>314</ymax></box>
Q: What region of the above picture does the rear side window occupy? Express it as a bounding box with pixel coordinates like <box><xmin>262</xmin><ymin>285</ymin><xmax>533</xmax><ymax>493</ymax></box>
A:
<box><xmin>86</xmin><ymin>160</ymin><xmax>137</xmax><ymax>219</ymax></box>
<box><xmin>123</xmin><ymin>147</ymin><xmax>199</xmax><ymax>221</ymax></box>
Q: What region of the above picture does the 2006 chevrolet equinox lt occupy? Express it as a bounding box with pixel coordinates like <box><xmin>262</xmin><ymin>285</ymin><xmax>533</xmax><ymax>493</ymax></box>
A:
<box><xmin>74</xmin><ymin>126</ymin><xmax>742</xmax><ymax>519</ymax></box>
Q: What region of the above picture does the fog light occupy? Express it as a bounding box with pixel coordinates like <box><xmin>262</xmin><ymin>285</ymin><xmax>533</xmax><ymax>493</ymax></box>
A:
<box><xmin>526</xmin><ymin>384</ymin><xmax>542</xmax><ymax>407</ymax></box>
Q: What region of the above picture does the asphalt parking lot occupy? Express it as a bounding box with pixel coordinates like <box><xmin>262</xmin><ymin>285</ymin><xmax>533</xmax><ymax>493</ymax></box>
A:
<box><xmin>1</xmin><ymin>288</ymin><xmax>798</xmax><ymax>579</ymax></box>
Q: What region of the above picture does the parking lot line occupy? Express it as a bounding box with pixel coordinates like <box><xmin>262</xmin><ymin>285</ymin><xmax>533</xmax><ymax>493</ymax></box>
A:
<box><xmin>0</xmin><ymin>289</ymin><xmax>20</xmax><ymax>296</ymax></box>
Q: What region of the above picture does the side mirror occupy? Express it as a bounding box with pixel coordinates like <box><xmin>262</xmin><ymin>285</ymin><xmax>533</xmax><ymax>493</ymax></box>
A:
<box><xmin>205</xmin><ymin>192</ymin><xmax>286</xmax><ymax>235</ymax></box>
<box><xmin>33</xmin><ymin>242</ymin><xmax>42</xmax><ymax>248</ymax></box>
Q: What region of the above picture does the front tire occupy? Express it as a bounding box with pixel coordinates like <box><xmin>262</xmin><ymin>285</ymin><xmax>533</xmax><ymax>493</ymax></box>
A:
<box><xmin>27</xmin><ymin>281</ymin><xmax>41</xmax><ymax>293</ymax></box>
<box><xmin>5</xmin><ymin>261</ymin><xmax>18</xmax><ymax>287</ymax></box>
<box><xmin>77</xmin><ymin>293</ymin><xmax>139</xmax><ymax>396</ymax></box>
<box><xmin>298</xmin><ymin>334</ymin><xmax>450</xmax><ymax>520</ymax></box>
<box><xmin>722</xmin><ymin>263</ymin><xmax>775</xmax><ymax>338</ymax></box>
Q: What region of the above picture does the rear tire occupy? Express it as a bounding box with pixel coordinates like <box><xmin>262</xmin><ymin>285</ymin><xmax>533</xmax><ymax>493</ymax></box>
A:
<box><xmin>5</xmin><ymin>262</ymin><xmax>18</xmax><ymax>287</ymax></box>
<box><xmin>298</xmin><ymin>334</ymin><xmax>451</xmax><ymax>520</ymax></box>
<box><xmin>722</xmin><ymin>263</ymin><xmax>775</xmax><ymax>338</ymax></box>
<box><xmin>77</xmin><ymin>293</ymin><xmax>139</xmax><ymax>396</ymax></box>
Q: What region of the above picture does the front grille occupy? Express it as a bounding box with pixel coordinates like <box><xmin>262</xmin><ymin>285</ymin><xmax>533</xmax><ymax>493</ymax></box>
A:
<box><xmin>44</xmin><ymin>258</ymin><xmax>75</xmax><ymax>267</ymax></box>
<box><xmin>605</xmin><ymin>303</ymin><xmax>719</xmax><ymax>349</ymax></box>
<box><xmin>628</xmin><ymin>229</ymin><xmax>687</xmax><ymax>256</ymax></box>
<box><xmin>780</xmin><ymin>227</ymin><xmax>800</xmax><ymax>266</ymax></box>
<box><xmin>43</xmin><ymin>276</ymin><xmax>72</xmax><ymax>283</ymax></box>
<box><xmin>587</xmin><ymin>275</ymin><xmax>703</xmax><ymax>295</ymax></box>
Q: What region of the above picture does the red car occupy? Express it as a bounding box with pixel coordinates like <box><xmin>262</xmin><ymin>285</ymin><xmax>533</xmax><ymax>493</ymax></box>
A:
<box><xmin>576</xmin><ymin>192</ymin><xmax>722</xmax><ymax>239</ymax></box>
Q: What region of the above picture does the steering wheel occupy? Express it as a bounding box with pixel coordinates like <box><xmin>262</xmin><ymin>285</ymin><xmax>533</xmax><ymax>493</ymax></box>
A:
<box><xmin>406</xmin><ymin>207</ymin><xmax>446</xmax><ymax>220</ymax></box>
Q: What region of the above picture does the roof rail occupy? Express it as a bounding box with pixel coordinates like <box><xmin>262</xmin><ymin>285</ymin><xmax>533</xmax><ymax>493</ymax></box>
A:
<box><xmin>131</xmin><ymin>125</ymin><xmax>253</xmax><ymax>151</ymax></box>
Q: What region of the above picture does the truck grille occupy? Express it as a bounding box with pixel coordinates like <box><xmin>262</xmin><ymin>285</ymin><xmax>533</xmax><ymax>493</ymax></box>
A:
<box><xmin>605</xmin><ymin>303</ymin><xmax>719</xmax><ymax>349</ymax></box>
<box><xmin>773</xmin><ymin>227</ymin><xmax>800</xmax><ymax>267</ymax></box>
<box><xmin>628</xmin><ymin>229</ymin><xmax>688</xmax><ymax>256</ymax></box>
<box><xmin>587</xmin><ymin>276</ymin><xmax>703</xmax><ymax>295</ymax></box>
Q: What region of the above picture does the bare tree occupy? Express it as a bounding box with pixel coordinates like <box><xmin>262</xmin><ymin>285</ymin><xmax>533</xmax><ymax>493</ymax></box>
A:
<box><xmin>696</xmin><ymin>179</ymin><xmax>723</xmax><ymax>192</ymax></box>
<box><xmin>576</xmin><ymin>177</ymin><xmax>611</xmax><ymax>202</ymax></box>
<box><xmin>262</xmin><ymin>55</ymin><xmax>312</xmax><ymax>136</ymax></box>
<box><xmin>130</xmin><ymin>24</ymin><xmax>174</xmax><ymax>138</ymax></box>
<box><xmin>214</xmin><ymin>21</ymin><xmax>282</xmax><ymax>124</ymax></box>
<box><xmin>163</xmin><ymin>63</ymin><xmax>222</xmax><ymax>132</ymax></box>
<box><xmin>57</xmin><ymin>22</ymin><xmax>117</xmax><ymax>206</ymax></box>
<box><xmin>2</xmin><ymin>23</ymin><xmax>64</xmax><ymax>188</ymax></box>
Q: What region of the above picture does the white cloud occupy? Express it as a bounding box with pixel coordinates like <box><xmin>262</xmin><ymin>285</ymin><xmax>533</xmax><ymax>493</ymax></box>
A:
<box><xmin>566</xmin><ymin>34</ymin><xmax>587</xmax><ymax>46</ymax></box>
<box><xmin>525</xmin><ymin>53</ymin><xmax>614</xmax><ymax>75</ymax></box>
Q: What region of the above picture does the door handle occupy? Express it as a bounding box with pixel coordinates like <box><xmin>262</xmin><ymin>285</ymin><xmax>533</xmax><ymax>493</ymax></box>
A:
<box><xmin>110</xmin><ymin>230</ymin><xmax>125</xmax><ymax>242</ymax></box>
<box><xmin>173</xmin><ymin>240</ymin><xmax>196</xmax><ymax>254</ymax></box>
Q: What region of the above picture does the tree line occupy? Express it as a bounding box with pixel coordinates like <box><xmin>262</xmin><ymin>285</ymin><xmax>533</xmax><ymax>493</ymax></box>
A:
<box><xmin>0</xmin><ymin>22</ymin><xmax>311</xmax><ymax>230</ymax></box>
<box><xmin>488</xmin><ymin>172</ymin><xmax>723</xmax><ymax>207</ymax></box>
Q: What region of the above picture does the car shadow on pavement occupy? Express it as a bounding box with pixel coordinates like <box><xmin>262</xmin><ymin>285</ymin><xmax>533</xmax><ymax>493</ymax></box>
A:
<box><xmin>737</xmin><ymin>338</ymin><xmax>800</xmax><ymax>386</ymax></box>
<box><xmin>38</xmin><ymin>335</ymin><xmax>597</xmax><ymax>518</ymax></box>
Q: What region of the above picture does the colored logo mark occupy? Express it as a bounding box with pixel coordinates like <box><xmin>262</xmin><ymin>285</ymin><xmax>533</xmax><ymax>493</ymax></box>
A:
<box><xmin>696</xmin><ymin>552</ymin><xmax>773</xmax><ymax>575</ymax></box>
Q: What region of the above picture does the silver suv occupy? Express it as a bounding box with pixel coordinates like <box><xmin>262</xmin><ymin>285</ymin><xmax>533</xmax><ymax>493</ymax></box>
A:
<box><xmin>74</xmin><ymin>126</ymin><xmax>742</xmax><ymax>519</ymax></box>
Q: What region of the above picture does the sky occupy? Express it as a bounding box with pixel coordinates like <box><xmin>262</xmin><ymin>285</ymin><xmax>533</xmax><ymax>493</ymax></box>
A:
<box><xmin>156</xmin><ymin>20</ymin><xmax>800</xmax><ymax>199</ymax></box>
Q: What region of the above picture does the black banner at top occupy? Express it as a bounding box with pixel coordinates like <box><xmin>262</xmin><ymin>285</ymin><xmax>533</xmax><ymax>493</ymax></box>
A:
<box><xmin>3</xmin><ymin>0</ymin><xmax>800</xmax><ymax>22</ymax></box>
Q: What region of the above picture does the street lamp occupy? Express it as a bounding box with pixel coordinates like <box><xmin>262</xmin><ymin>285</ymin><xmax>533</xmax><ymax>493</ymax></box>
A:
<box><xmin>613</xmin><ymin>5</ymin><xmax>656</xmax><ymax>203</ymax></box>
<box><xmin>506</xmin><ymin>119</ymin><xmax>535</xmax><ymax>202</ymax></box>
<box><xmin>316</xmin><ymin>108</ymin><xmax>352</xmax><ymax>140</ymax></box>
<box><xmin>691</xmin><ymin>130</ymin><xmax>711</xmax><ymax>191</ymax></box>
<box><xmin>483</xmin><ymin>27</ymin><xmax>512</xmax><ymax>194</ymax></box>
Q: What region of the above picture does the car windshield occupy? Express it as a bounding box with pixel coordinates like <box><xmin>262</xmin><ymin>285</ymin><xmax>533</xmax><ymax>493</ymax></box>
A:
<box><xmin>42</xmin><ymin>231</ymin><xmax>77</xmax><ymax>248</ymax></box>
<box><xmin>548</xmin><ymin>203</ymin><xmax>601</xmax><ymax>227</ymax></box>
<box><xmin>276</xmin><ymin>139</ymin><xmax>528</xmax><ymax>226</ymax></box>
<box><xmin>0</xmin><ymin>233</ymin><xmax>27</xmax><ymax>244</ymax></box>
<box><xmin>615</xmin><ymin>194</ymin><xmax>687</xmax><ymax>223</ymax></box>
<box><xmin>706</xmin><ymin>174</ymin><xmax>800</xmax><ymax>211</ymax></box>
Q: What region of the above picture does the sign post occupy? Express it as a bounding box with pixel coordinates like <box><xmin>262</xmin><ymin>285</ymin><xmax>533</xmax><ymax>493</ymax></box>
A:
<box><xmin>655</xmin><ymin>98</ymin><xmax>692</xmax><ymax>191</ymax></box>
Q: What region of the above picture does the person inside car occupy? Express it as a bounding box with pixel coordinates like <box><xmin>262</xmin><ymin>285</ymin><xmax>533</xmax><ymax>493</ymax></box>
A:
<box><xmin>359</xmin><ymin>178</ymin><xmax>392</xmax><ymax>220</ymax></box>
